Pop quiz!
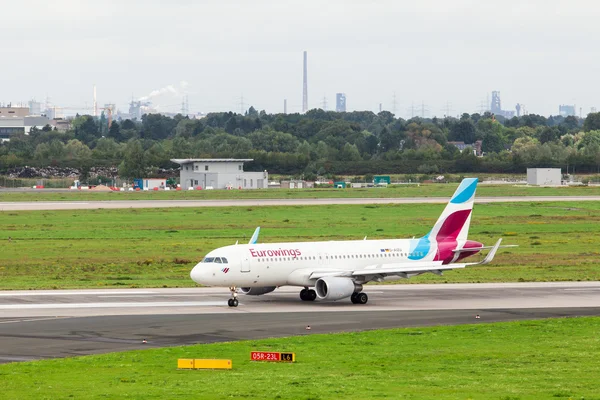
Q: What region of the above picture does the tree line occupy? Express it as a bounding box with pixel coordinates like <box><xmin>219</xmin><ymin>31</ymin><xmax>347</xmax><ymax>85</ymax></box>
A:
<box><xmin>3</xmin><ymin>106</ymin><xmax>600</xmax><ymax>180</ymax></box>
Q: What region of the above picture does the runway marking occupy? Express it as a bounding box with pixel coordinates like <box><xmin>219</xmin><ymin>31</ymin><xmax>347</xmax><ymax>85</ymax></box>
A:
<box><xmin>0</xmin><ymin>301</ymin><xmax>227</xmax><ymax>309</ymax></box>
<box><xmin>98</xmin><ymin>294</ymin><xmax>214</xmax><ymax>298</ymax></box>
<box><xmin>0</xmin><ymin>317</ymin><xmax>70</xmax><ymax>324</ymax></box>
<box><xmin>562</xmin><ymin>289</ymin><xmax>599</xmax><ymax>292</ymax></box>
<box><xmin>0</xmin><ymin>291</ymin><xmax>157</xmax><ymax>297</ymax></box>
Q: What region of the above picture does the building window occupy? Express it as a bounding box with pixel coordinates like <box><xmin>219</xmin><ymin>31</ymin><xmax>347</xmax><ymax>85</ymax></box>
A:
<box><xmin>185</xmin><ymin>166</ymin><xmax>189</xmax><ymax>171</ymax></box>
<box><xmin>205</xmin><ymin>165</ymin><xmax>209</xmax><ymax>171</ymax></box>
<box><xmin>194</xmin><ymin>180</ymin><xmax>198</xmax><ymax>185</ymax></box>
<box><xmin>244</xmin><ymin>179</ymin><xmax>247</xmax><ymax>187</ymax></box>
<box><xmin>195</xmin><ymin>165</ymin><xmax>198</xmax><ymax>170</ymax></box>
<box><xmin>250</xmin><ymin>179</ymin><xmax>253</xmax><ymax>186</ymax></box>
<box><xmin>238</xmin><ymin>165</ymin><xmax>242</xmax><ymax>171</ymax></box>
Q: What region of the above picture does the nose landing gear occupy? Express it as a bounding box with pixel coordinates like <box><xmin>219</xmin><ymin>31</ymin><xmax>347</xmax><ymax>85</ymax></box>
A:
<box><xmin>228</xmin><ymin>286</ymin><xmax>239</xmax><ymax>307</ymax></box>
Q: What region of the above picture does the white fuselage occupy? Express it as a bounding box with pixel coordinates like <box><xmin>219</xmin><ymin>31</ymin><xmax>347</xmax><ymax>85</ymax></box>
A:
<box><xmin>190</xmin><ymin>238</ymin><xmax>439</xmax><ymax>288</ymax></box>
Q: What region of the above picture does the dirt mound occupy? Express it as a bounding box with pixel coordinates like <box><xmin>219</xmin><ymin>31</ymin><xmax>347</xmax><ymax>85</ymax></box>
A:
<box><xmin>90</xmin><ymin>184</ymin><xmax>113</xmax><ymax>192</ymax></box>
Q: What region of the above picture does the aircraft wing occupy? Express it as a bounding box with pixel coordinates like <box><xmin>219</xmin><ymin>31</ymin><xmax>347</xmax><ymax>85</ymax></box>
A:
<box><xmin>309</xmin><ymin>239</ymin><xmax>503</xmax><ymax>281</ymax></box>
<box><xmin>309</xmin><ymin>261</ymin><xmax>459</xmax><ymax>280</ymax></box>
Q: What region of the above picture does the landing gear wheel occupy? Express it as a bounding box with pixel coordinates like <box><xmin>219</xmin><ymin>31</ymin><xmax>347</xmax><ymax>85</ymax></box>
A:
<box><xmin>356</xmin><ymin>292</ymin><xmax>368</xmax><ymax>305</ymax></box>
<box><xmin>228</xmin><ymin>286</ymin><xmax>238</xmax><ymax>307</ymax></box>
<box><xmin>300</xmin><ymin>288</ymin><xmax>316</xmax><ymax>301</ymax></box>
<box><xmin>300</xmin><ymin>288</ymin><xmax>308</xmax><ymax>301</ymax></box>
<box><xmin>227</xmin><ymin>298</ymin><xmax>239</xmax><ymax>307</ymax></box>
<box><xmin>350</xmin><ymin>292</ymin><xmax>359</xmax><ymax>304</ymax></box>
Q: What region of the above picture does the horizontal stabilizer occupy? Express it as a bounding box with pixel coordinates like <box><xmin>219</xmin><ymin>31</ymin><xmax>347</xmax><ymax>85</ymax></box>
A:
<box><xmin>465</xmin><ymin>238</ymin><xmax>503</xmax><ymax>266</ymax></box>
<box><xmin>453</xmin><ymin>244</ymin><xmax>517</xmax><ymax>254</ymax></box>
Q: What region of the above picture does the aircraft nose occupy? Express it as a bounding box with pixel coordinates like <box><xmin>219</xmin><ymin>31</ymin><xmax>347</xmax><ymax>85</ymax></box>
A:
<box><xmin>190</xmin><ymin>263</ymin><xmax>205</xmax><ymax>284</ymax></box>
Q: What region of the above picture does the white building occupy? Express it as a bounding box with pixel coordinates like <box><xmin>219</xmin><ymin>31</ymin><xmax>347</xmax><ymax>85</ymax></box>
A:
<box><xmin>527</xmin><ymin>168</ymin><xmax>561</xmax><ymax>186</ymax></box>
<box><xmin>0</xmin><ymin>107</ymin><xmax>51</xmax><ymax>141</ymax></box>
<box><xmin>171</xmin><ymin>159</ymin><xmax>268</xmax><ymax>190</ymax></box>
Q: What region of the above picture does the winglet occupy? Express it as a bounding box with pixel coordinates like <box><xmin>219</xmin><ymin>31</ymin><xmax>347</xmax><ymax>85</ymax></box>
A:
<box><xmin>249</xmin><ymin>227</ymin><xmax>260</xmax><ymax>244</ymax></box>
<box><xmin>476</xmin><ymin>238</ymin><xmax>502</xmax><ymax>266</ymax></box>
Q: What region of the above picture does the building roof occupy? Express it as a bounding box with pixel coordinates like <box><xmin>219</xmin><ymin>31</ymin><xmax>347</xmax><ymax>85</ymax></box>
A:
<box><xmin>170</xmin><ymin>158</ymin><xmax>254</xmax><ymax>164</ymax></box>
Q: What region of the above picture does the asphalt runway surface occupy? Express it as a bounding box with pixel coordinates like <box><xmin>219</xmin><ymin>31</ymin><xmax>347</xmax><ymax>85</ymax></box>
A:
<box><xmin>1</xmin><ymin>282</ymin><xmax>599</xmax><ymax>363</ymax></box>
<box><xmin>2</xmin><ymin>196</ymin><xmax>600</xmax><ymax>211</ymax></box>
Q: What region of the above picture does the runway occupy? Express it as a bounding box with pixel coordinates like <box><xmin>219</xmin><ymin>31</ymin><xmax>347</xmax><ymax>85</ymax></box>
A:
<box><xmin>1</xmin><ymin>282</ymin><xmax>599</xmax><ymax>363</ymax></box>
<box><xmin>2</xmin><ymin>196</ymin><xmax>600</xmax><ymax>211</ymax></box>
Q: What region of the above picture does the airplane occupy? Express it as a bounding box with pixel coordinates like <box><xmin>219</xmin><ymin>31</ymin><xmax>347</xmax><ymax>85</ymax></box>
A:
<box><xmin>190</xmin><ymin>178</ymin><xmax>514</xmax><ymax>307</ymax></box>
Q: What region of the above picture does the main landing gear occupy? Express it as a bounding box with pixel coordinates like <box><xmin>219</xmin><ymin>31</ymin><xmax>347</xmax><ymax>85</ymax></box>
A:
<box><xmin>351</xmin><ymin>292</ymin><xmax>368</xmax><ymax>304</ymax></box>
<box><xmin>227</xmin><ymin>286</ymin><xmax>239</xmax><ymax>307</ymax></box>
<box><xmin>299</xmin><ymin>288</ymin><xmax>317</xmax><ymax>301</ymax></box>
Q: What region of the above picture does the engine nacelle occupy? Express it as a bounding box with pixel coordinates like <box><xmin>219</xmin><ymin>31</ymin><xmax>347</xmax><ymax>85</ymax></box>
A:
<box><xmin>315</xmin><ymin>277</ymin><xmax>362</xmax><ymax>301</ymax></box>
<box><xmin>240</xmin><ymin>286</ymin><xmax>277</xmax><ymax>296</ymax></box>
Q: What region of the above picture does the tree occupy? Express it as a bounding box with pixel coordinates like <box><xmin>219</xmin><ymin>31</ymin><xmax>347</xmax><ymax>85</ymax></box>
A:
<box><xmin>339</xmin><ymin>143</ymin><xmax>361</xmax><ymax>161</ymax></box>
<box><xmin>65</xmin><ymin>139</ymin><xmax>92</xmax><ymax>161</ymax></box>
<box><xmin>107</xmin><ymin>121</ymin><xmax>123</xmax><ymax>142</ymax></box>
<box><xmin>247</xmin><ymin>129</ymin><xmax>300</xmax><ymax>153</ymax></box>
<box><xmin>141</xmin><ymin>114</ymin><xmax>177</xmax><ymax>140</ymax></box>
<box><xmin>538</xmin><ymin>127</ymin><xmax>560</xmax><ymax>144</ymax></box>
<box><xmin>118</xmin><ymin>139</ymin><xmax>147</xmax><ymax>179</ymax></box>
<box><xmin>584</xmin><ymin>112</ymin><xmax>600</xmax><ymax>132</ymax></box>
<box><xmin>72</xmin><ymin>115</ymin><xmax>100</xmax><ymax>144</ymax></box>
<box><xmin>482</xmin><ymin>130</ymin><xmax>504</xmax><ymax>153</ymax></box>
<box><xmin>379</xmin><ymin>126</ymin><xmax>402</xmax><ymax>152</ymax></box>
<box><xmin>449</xmin><ymin>119</ymin><xmax>476</xmax><ymax>144</ymax></box>
<box><xmin>93</xmin><ymin>138</ymin><xmax>123</xmax><ymax>162</ymax></box>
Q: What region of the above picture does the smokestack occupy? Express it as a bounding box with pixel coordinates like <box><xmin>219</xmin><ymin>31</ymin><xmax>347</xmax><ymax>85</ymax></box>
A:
<box><xmin>284</xmin><ymin>99</ymin><xmax>287</xmax><ymax>114</ymax></box>
<box><xmin>93</xmin><ymin>85</ymin><xmax>97</xmax><ymax>117</ymax></box>
<box><xmin>302</xmin><ymin>51</ymin><xmax>308</xmax><ymax>113</ymax></box>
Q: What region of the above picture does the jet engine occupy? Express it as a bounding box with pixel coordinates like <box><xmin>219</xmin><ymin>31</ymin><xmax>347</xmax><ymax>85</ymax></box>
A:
<box><xmin>315</xmin><ymin>277</ymin><xmax>362</xmax><ymax>301</ymax></box>
<box><xmin>240</xmin><ymin>286</ymin><xmax>277</xmax><ymax>296</ymax></box>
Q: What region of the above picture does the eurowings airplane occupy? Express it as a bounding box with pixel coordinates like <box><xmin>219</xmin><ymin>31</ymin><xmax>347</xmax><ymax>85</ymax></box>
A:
<box><xmin>191</xmin><ymin>178</ymin><xmax>512</xmax><ymax>307</ymax></box>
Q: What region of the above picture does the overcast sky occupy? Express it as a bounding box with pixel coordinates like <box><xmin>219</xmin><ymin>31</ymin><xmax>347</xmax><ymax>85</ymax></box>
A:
<box><xmin>2</xmin><ymin>0</ymin><xmax>598</xmax><ymax>118</ymax></box>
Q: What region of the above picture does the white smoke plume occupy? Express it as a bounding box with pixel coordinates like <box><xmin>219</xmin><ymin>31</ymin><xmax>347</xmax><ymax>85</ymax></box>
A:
<box><xmin>139</xmin><ymin>85</ymin><xmax>178</xmax><ymax>101</ymax></box>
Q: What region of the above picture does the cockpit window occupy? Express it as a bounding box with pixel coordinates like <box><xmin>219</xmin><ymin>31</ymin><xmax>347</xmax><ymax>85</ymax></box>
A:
<box><xmin>215</xmin><ymin>257</ymin><xmax>222</xmax><ymax>263</ymax></box>
<box><xmin>202</xmin><ymin>257</ymin><xmax>215</xmax><ymax>263</ymax></box>
<box><xmin>221</xmin><ymin>257</ymin><xmax>228</xmax><ymax>263</ymax></box>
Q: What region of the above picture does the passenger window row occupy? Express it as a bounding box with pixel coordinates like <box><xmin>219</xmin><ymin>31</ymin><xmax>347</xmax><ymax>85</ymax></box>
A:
<box><xmin>255</xmin><ymin>252</ymin><xmax>424</xmax><ymax>263</ymax></box>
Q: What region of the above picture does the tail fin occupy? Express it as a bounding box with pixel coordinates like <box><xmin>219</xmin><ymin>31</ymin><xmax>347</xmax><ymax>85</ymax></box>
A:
<box><xmin>430</xmin><ymin>178</ymin><xmax>478</xmax><ymax>242</ymax></box>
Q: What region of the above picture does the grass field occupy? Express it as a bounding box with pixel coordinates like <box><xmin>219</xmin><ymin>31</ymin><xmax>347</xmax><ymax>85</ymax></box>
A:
<box><xmin>4</xmin><ymin>183</ymin><xmax>600</xmax><ymax>201</ymax></box>
<box><xmin>1</xmin><ymin>317</ymin><xmax>599</xmax><ymax>399</ymax></box>
<box><xmin>1</xmin><ymin>200</ymin><xmax>600</xmax><ymax>289</ymax></box>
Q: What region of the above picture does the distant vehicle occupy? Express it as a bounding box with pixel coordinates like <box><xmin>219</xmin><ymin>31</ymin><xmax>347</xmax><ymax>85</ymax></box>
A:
<box><xmin>191</xmin><ymin>178</ymin><xmax>515</xmax><ymax>307</ymax></box>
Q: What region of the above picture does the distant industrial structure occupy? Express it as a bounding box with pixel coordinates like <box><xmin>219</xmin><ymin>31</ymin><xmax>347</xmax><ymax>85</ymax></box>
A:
<box><xmin>559</xmin><ymin>105</ymin><xmax>576</xmax><ymax>117</ymax></box>
<box><xmin>171</xmin><ymin>158</ymin><xmax>268</xmax><ymax>190</ymax></box>
<box><xmin>527</xmin><ymin>168</ymin><xmax>561</xmax><ymax>186</ymax></box>
<box><xmin>490</xmin><ymin>91</ymin><xmax>515</xmax><ymax>118</ymax></box>
<box><xmin>302</xmin><ymin>51</ymin><xmax>308</xmax><ymax>113</ymax></box>
<box><xmin>336</xmin><ymin>93</ymin><xmax>347</xmax><ymax>112</ymax></box>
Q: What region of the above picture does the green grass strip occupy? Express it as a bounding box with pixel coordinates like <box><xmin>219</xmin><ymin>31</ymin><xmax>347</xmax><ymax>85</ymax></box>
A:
<box><xmin>1</xmin><ymin>317</ymin><xmax>599</xmax><ymax>399</ymax></box>
<box><xmin>2</xmin><ymin>201</ymin><xmax>600</xmax><ymax>289</ymax></box>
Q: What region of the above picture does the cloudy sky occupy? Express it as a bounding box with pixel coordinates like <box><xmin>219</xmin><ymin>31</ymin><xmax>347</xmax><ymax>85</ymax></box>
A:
<box><xmin>2</xmin><ymin>0</ymin><xmax>598</xmax><ymax>117</ymax></box>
